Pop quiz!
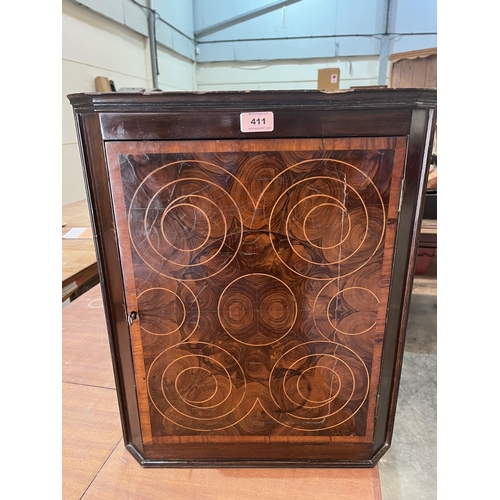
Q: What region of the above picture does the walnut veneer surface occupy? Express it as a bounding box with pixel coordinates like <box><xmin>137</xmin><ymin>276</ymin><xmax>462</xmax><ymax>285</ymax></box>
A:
<box><xmin>107</xmin><ymin>137</ymin><xmax>404</xmax><ymax>449</ymax></box>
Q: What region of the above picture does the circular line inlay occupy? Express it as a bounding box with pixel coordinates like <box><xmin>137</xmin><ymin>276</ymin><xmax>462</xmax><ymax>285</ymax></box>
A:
<box><xmin>327</xmin><ymin>287</ymin><xmax>380</xmax><ymax>335</ymax></box>
<box><xmin>218</xmin><ymin>273</ymin><xmax>297</xmax><ymax>346</ymax></box>
<box><xmin>147</xmin><ymin>342</ymin><xmax>247</xmax><ymax>431</ymax></box>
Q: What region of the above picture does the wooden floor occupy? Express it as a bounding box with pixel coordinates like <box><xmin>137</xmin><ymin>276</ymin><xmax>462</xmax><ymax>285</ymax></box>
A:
<box><xmin>63</xmin><ymin>286</ymin><xmax>382</xmax><ymax>500</ymax></box>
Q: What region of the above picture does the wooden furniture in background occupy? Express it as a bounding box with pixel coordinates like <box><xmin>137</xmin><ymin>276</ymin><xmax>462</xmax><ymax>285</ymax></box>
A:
<box><xmin>68</xmin><ymin>89</ymin><xmax>436</xmax><ymax>467</ymax></box>
<box><xmin>419</xmin><ymin>219</ymin><xmax>437</xmax><ymax>249</ymax></box>
<box><xmin>389</xmin><ymin>48</ymin><xmax>437</xmax><ymax>288</ymax></box>
<box><xmin>62</xmin><ymin>199</ymin><xmax>99</xmax><ymax>302</ymax></box>
<box><xmin>412</xmin><ymin>219</ymin><xmax>437</xmax><ymax>295</ymax></box>
<box><xmin>63</xmin><ymin>286</ymin><xmax>383</xmax><ymax>499</ymax></box>
<box><xmin>388</xmin><ymin>47</ymin><xmax>437</xmax><ymax>89</ymax></box>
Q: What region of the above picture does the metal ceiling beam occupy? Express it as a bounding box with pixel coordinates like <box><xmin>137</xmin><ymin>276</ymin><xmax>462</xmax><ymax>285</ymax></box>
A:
<box><xmin>194</xmin><ymin>0</ymin><xmax>302</xmax><ymax>39</ymax></box>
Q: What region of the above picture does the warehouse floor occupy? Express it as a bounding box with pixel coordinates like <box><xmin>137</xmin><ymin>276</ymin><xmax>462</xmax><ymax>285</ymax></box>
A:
<box><xmin>378</xmin><ymin>258</ymin><xmax>437</xmax><ymax>499</ymax></box>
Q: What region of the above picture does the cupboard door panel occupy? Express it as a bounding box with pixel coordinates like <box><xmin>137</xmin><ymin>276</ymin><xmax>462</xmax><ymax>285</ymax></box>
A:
<box><xmin>105</xmin><ymin>137</ymin><xmax>406</xmax><ymax>459</ymax></box>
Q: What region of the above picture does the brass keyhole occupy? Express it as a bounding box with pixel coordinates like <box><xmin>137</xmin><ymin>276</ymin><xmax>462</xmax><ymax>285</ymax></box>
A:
<box><xmin>128</xmin><ymin>311</ymin><xmax>139</xmax><ymax>326</ymax></box>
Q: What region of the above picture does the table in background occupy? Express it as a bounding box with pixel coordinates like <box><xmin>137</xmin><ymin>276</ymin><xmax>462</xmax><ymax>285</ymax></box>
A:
<box><xmin>62</xmin><ymin>285</ymin><xmax>383</xmax><ymax>500</ymax></box>
<box><xmin>413</xmin><ymin>218</ymin><xmax>437</xmax><ymax>296</ymax></box>
<box><xmin>62</xmin><ymin>199</ymin><xmax>99</xmax><ymax>302</ymax></box>
<box><xmin>419</xmin><ymin>218</ymin><xmax>437</xmax><ymax>247</ymax></box>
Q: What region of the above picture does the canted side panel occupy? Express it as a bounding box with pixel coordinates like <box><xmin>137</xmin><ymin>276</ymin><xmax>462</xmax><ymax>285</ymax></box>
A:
<box><xmin>106</xmin><ymin>138</ymin><xmax>406</xmax><ymax>462</ymax></box>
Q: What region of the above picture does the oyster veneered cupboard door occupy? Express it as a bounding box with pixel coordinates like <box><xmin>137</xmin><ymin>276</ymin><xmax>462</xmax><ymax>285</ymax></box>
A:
<box><xmin>68</xmin><ymin>89</ymin><xmax>436</xmax><ymax>467</ymax></box>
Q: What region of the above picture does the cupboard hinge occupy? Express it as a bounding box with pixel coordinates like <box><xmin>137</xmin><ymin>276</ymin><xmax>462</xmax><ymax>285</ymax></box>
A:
<box><xmin>398</xmin><ymin>178</ymin><xmax>406</xmax><ymax>213</ymax></box>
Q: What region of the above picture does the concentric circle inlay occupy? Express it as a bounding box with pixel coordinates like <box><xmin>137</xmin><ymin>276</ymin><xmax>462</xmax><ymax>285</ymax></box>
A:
<box><xmin>218</xmin><ymin>273</ymin><xmax>297</xmax><ymax>346</ymax></box>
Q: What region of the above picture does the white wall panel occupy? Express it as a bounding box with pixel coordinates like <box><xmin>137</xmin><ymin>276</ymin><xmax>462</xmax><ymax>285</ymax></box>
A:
<box><xmin>157</xmin><ymin>47</ymin><xmax>196</xmax><ymax>90</ymax></box>
<box><xmin>62</xmin><ymin>144</ymin><xmax>87</xmax><ymax>205</ymax></box>
<box><xmin>196</xmin><ymin>57</ymin><xmax>379</xmax><ymax>91</ymax></box>
<box><xmin>63</xmin><ymin>1</ymin><xmax>148</xmax><ymax>79</ymax></box>
<box><xmin>74</xmin><ymin>0</ymin><xmax>126</xmax><ymax>25</ymax></box>
<box><xmin>73</xmin><ymin>0</ymin><xmax>149</xmax><ymax>35</ymax></box>
<box><xmin>62</xmin><ymin>0</ymin><xmax>195</xmax><ymax>204</ymax></box>
<box><xmin>70</xmin><ymin>0</ymin><xmax>195</xmax><ymax>60</ymax></box>
<box><xmin>195</xmin><ymin>78</ymin><xmax>378</xmax><ymax>91</ymax></box>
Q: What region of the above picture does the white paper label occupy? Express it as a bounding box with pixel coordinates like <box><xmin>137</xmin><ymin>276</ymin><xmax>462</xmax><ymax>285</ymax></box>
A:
<box><xmin>63</xmin><ymin>227</ymin><xmax>87</xmax><ymax>239</ymax></box>
<box><xmin>240</xmin><ymin>112</ymin><xmax>274</xmax><ymax>132</ymax></box>
<box><xmin>330</xmin><ymin>74</ymin><xmax>338</xmax><ymax>84</ymax></box>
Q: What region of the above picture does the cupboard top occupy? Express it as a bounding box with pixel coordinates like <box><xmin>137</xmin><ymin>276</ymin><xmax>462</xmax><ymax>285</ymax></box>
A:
<box><xmin>67</xmin><ymin>88</ymin><xmax>436</xmax><ymax>114</ymax></box>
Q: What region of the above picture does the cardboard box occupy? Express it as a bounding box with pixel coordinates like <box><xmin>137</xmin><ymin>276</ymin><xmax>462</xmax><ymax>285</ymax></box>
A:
<box><xmin>318</xmin><ymin>68</ymin><xmax>340</xmax><ymax>90</ymax></box>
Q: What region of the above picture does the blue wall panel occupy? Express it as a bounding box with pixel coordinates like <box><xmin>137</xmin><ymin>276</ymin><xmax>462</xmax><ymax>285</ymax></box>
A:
<box><xmin>194</xmin><ymin>0</ymin><xmax>436</xmax><ymax>62</ymax></box>
<box><xmin>196</xmin><ymin>35</ymin><xmax>381</xmax><ymax>63</ymax></box>
<box><xmin>393</xmin><ymin>0</ymin><xmax>437</xmax><ymax>33</ymax></box>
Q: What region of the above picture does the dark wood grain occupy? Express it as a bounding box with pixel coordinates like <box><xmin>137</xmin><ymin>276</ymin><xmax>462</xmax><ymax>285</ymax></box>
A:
<box><xmin>68</xmin><ymin>89</ymin><xmax>436</xmax><ymax>467</ymax></box>
<box><xmin>97</xmin><ymin>109</ymin><xmax>412</xmax><ymax>141</ymax></box>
